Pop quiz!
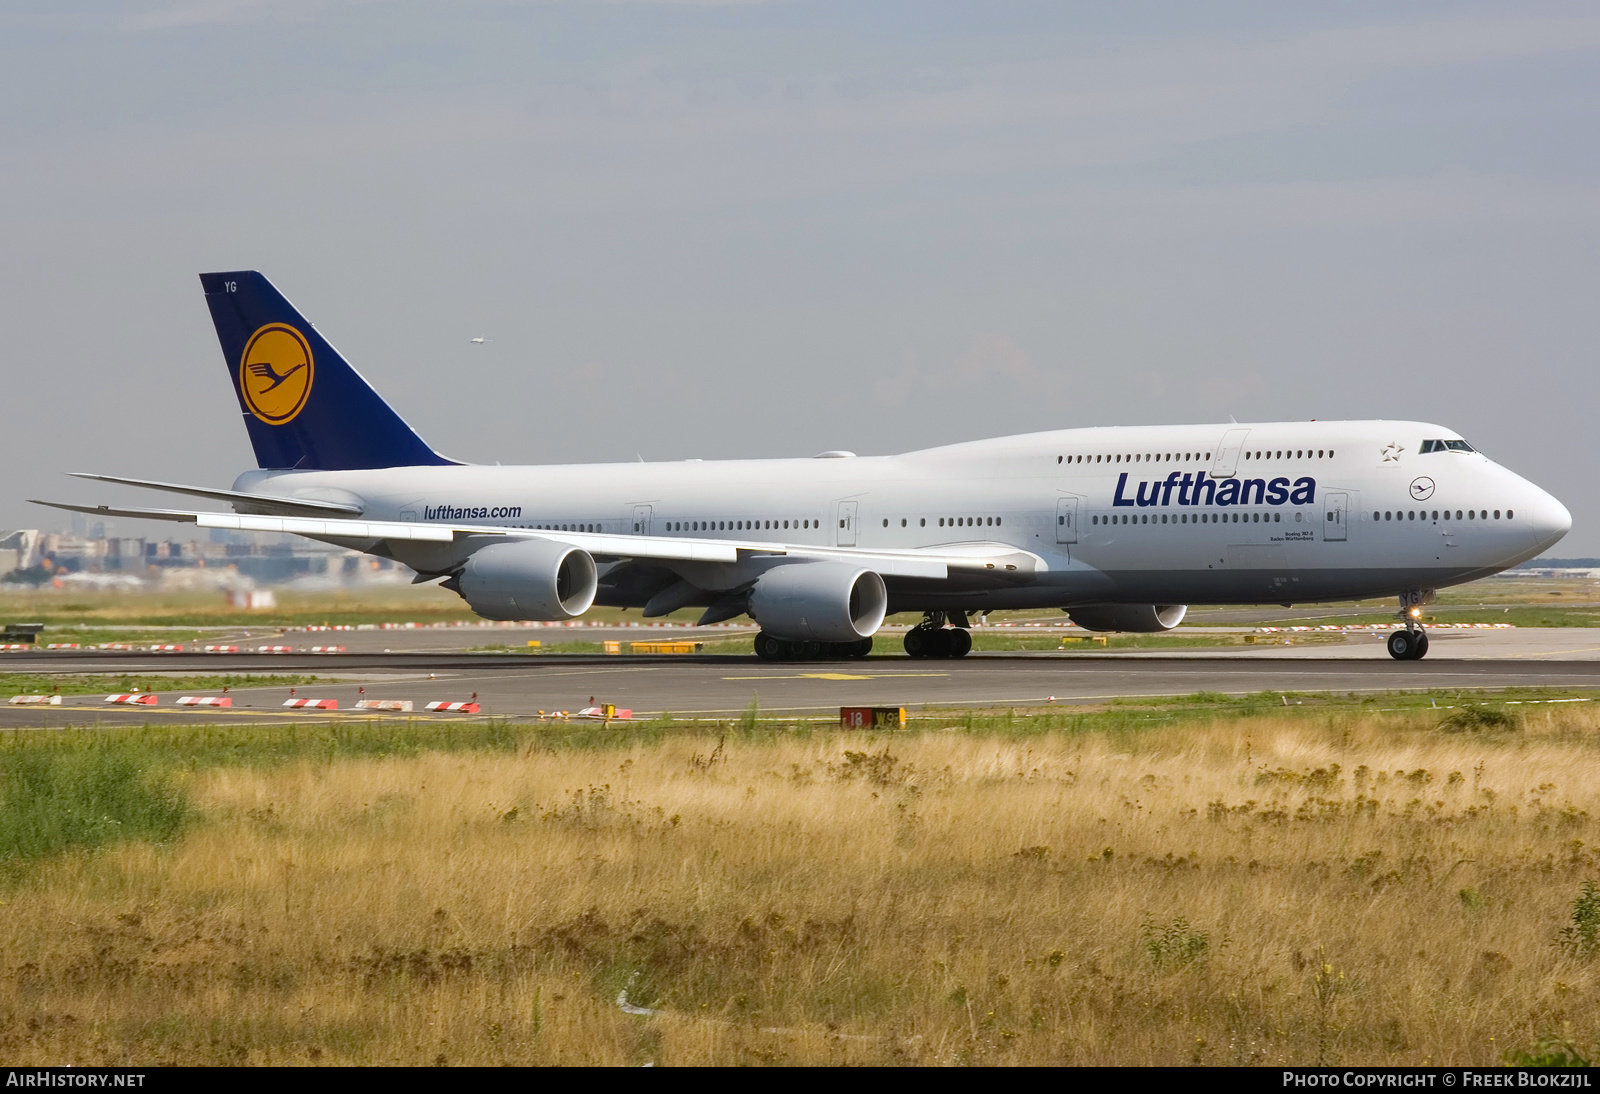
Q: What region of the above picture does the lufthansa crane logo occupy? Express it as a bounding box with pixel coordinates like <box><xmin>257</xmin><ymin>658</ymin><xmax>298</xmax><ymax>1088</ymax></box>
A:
<box><xmin>1410</xmin><ymin>477</ymin><xmax>1436</xmax><ymax>501</ymax></box>
<box><xmin>239</xmin><ymin>323</ymin><xmax>314</xmax><ymax>424</ymax></box>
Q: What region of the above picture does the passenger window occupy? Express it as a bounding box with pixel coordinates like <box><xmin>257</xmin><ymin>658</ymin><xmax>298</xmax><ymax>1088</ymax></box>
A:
<box><xmin>920</xmin><ymin>518</ymin><xmax>926</xmax><ymax>526</ymax></box>
<box><xmin>1494</xmin><ymin>510</ymin><xmax>1500</xmax><ymax>519</ymax></box>
<box><xmin>901</xmin><ymin>518</ymin><xmax>906</xmax><ymax>527</ymax></box>
<box><xmin>1508</xmin><ymin>510</ymin><xmax>1513</xmax><ymax>519</ymax></box>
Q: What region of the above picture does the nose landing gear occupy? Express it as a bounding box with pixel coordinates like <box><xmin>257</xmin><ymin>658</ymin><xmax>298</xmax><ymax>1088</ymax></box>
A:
<box><xmin>1386</xmin><ymin>593</ymin><xmax>1432</xmax><ymax>660</ymax></box>
<box><xmin>1386</xmin><ymin>629</ymin><xmax>1429</xmax><ymax>661</ymax></box>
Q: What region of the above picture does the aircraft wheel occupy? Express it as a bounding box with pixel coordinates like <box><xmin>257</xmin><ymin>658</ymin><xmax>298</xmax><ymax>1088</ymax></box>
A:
<box><xmin>799</xmin><ymin>640</ymin><xmax>823</xmax><ymax>660</ymax></box>
<box><xmin>847</xmin><ymin>637</ymin><xmax>873</xmax><ymax>659</ymax></box>
<box><xmin>1387</xmin><ymin>631</ymin><xmax>1420</xmax><ymax>661</ymax></box>
<box><xmin>904</xmin><ymin>627</ymin><xmax>933</xmax><ymax>659</ymax></box>
<box><xmin>1412</xmin><ymin>631</ymin><xmax>1430</xmax><ymax>660</ymax></box>
<box><xmin>754</xmin><ymin>632</ymin><xmax>783</xmax><ymax>661</ymax></box>
<box><xmin>925</xmin><ymin>628</ymin><xmax>954</xmax><ymax>658</ymax></box>
<box><xmin>946</xmin><ymin>628</ymin><xmax>972</xmax><ymax>658</ymax></box>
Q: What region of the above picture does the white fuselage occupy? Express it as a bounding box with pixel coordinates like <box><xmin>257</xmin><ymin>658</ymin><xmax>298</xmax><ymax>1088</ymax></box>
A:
<box><xmin>235</xmin><ymin>419</ymin><xmax>1570</xmax><ymax>612</ymax></box>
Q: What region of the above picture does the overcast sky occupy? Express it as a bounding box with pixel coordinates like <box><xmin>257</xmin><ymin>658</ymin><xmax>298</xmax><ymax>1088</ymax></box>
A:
<box><xmin>4</xmin><ymin>1</ymin><xmax>1598</xmax><ymax>552</ymax></box>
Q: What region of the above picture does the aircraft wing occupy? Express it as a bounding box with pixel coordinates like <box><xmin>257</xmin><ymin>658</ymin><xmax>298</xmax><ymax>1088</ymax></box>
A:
<box><xmin>30</xmin><ymin>500</ymin><xmax>1044</xmax><ymax>581</ymax></box>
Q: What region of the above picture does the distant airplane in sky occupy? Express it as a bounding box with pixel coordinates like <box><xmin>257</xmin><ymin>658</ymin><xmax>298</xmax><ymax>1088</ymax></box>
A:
<box><xmin>35</xmin><ymin>271</ymin><xmax>1571</xmax><ymax>662</ymax></box>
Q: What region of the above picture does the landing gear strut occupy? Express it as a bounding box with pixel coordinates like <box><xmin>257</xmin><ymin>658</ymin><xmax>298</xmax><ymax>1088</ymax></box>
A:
<box><xmin>904</xmin><ymin>613</ymin><xmax>973</xmax><ymax>659</ymax></box>
<box><xmin>753</xmin><ymin>633</ymin><xmax>872</xmax><ymax>661</ymax></box>
<box><xmin>1386</xmin><ymin>594</ymin><xmax>1431</xmax><ymax>661</ymax></box>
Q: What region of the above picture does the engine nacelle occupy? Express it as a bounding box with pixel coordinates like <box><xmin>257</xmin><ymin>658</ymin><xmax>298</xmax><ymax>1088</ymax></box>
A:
<box><xmin>452</xmin><ymin>539</ymin><xmax>598</xmax><ymax>621</ymax></box>
<box><xmin>1067</xmin><ymin>604</ymin><xmax>1187</xmax><ymax>633</ymax></box>
<box><xmin>748</xmin><ymin>562</ymin><xmax>887</xmax><ymax>642</ymax></box>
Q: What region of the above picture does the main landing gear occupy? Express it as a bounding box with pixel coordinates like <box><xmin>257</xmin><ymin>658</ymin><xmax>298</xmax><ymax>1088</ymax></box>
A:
<box><xmin>903</xmin><ymin>613</ymin><xmax>973</xmax><ymax>659</ymax></box>
<box><xmin>753</xmin><ymin>633</ymin><xmax>873</xmax><ymax>661</ymax></box>
<box><xmin>1386</xmin><ymin>593</ymin><xmax>1432</xmax><ymax>661</ymax></box>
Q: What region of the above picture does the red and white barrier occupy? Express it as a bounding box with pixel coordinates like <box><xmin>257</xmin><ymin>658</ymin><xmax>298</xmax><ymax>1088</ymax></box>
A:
<box><xmin>46</xmin><ymin>643</ymin><xmax>80</xmax><ymax>650</ymax></box>
<box><xmin>204</xmin><ymin>645</ymin><xmax>240</xmax><ymax>653</ymax></box>
<box><xmin>579</xmin><ymin>706</ymin><xmax>633</xmax><ymax>720</ymax></box>
<box><xmin>0</xmin><ymin>644</ymin><xmax>31</xmax><ymax>651</ymax></box>
<box><xmin>147</xmin><ymin>644</ymin><xmax>184</xmax><ymax>652</ymax></box>
<box><xmin>310</xmin><ymin>646</ymin><xmax>346</xmax><ymax>654</ymax></box>
<box><xmin>176</xmin><ymin>696</ymin><xmax>232</xmax><ymax>707</ymax></box>
<box><xmin>282</xmin><ymin>698</ymin><xmax>337</xmax><ymax>710</ymax></box>
<box><xmin>105</xmin><ymin>694</ymin><xmax>157</xmax><ymax>705</ymax></box>
<box><xmin>425</xmin><ymin>701</ymin><xmax>481</xmax><ymax>714</ymax></box>
<box><xmin>355</xmin><ymin>699</ymin><xmax>413</xmax><ymax>712</ymax></box>
<box><xmin>258</xmin><ymin>646</ymin><xmax>295</xmax><ymax>653</ymax></box>
<box><xmin>100</xmin><ymin>643</ymin><xmax>135</xmax><ymax>650</ymax></box>
<box><xmin>10</xmin><ymin>695</ymin><xmax>61</xmax><ymax>705</ymax></box>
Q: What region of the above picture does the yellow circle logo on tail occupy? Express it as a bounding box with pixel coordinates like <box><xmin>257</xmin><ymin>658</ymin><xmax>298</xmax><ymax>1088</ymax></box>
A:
<box><xmin>239</xmin><ymin>324</ymin><xmax>314</xmax><ymax>424</ymax></box>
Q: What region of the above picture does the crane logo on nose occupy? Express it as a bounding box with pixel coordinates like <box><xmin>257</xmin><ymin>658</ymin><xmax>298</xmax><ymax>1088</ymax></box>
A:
<box><xmin>239</xmin><ymin>323</ymin><xmax>314</xmax><ymax>424</ymax></box>
<box><xmin>1409</xmin><ymin>477</ymin><xmax>1435</xmax><ymax>501</ymax></box>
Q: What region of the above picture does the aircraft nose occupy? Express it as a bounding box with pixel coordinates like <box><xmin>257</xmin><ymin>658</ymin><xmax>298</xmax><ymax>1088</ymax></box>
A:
<box><xmin>1526</xmin><ymin>489</ymin><xmax>1572</xmax><ymax>552</ymax></box>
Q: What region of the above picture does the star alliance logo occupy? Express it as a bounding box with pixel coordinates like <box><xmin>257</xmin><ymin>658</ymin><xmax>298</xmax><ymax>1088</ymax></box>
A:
<box><xmin>1380</xmin><ymin>443</ymin><xmax>1404</xmax><ymax>462</ymax></box>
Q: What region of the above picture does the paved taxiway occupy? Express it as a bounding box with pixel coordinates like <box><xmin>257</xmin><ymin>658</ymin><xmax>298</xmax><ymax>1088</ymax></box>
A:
<box><xmin>4</xmin><ymin>627</ymin><xmax>1600</xmax><ymax>728</ymax></box>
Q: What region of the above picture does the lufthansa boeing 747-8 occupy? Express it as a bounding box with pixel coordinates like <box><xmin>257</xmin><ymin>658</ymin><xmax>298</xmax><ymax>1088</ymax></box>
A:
<box><xmin>36</xmin><ymin>271</ymin><xmax>1571</xmax><ymax>661</ymax></box>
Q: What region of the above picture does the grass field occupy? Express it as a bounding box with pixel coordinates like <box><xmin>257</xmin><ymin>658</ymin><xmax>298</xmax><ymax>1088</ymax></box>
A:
<box><xmin>2</xmin><ymin>692</ymin><xmax>1598</xmax><ymax>1065</ymax></box>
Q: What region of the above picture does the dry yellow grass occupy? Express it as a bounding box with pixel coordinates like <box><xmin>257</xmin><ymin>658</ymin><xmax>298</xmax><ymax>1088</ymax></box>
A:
<box><xmin>3</xmin><ymin>707</ymin><xmax>1599</xmax><ymax>1065</ymax></box>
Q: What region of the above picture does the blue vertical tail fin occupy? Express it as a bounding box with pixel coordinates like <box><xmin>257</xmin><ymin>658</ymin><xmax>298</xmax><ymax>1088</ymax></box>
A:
<box><xmin>200</xmin><ymin>271</ymin><xmax>456</xmax><ymax>470</ymax></box>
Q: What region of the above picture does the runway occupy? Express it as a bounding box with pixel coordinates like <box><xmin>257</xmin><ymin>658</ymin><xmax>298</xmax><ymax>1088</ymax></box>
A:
<box><xmin>5</xmin><ymin>629</ymin><xmax>1600</xmax><ymax>728</ymax></box>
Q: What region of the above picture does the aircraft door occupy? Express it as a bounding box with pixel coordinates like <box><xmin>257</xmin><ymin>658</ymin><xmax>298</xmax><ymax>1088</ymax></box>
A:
<box><xmin>836</xmin><ymin>501</ymin><xmax>858</xmax><ymax>546</ymax></box>
<box><xmin>1212</xmin><ymin>429</ymin><xmax>1250</xmax><ymax>479</ymax></box>
<box><xmin>1323</xmin><ymin>491</ymin><xmax>1349</xmax><ymax>542</ymax></box>
<box><xmin>633</xmin><ymin>505</ymin><xmax>652</xmax><ymax>536</ymax></box>
<box><xmin>1055</xmin><ymin>496</ymin><xmax>1079</xmax><ymax>544</ymax></box>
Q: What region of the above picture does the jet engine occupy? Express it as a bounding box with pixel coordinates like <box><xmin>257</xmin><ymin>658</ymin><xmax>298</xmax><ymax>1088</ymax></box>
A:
<box><xmin>449</xmin><ymin>539</ymin><xmax>598</xmax><ymax>621</ymax></box>
<box><xmin>1067</xmin><ymin>604</ymin><xmax>1187</xmax><ymax>633</ymax></box>
<box><xmin>748</xmin><ymin>562</ymin><xmax>887</xmax><ymax>642</ymax></box>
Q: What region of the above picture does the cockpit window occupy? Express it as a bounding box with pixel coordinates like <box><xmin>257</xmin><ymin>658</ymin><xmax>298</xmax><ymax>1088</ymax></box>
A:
<box><xmin>1444</xmin><ymin>439</ymin><xmax>1475</xmax><ymax>452</ymax></box>
<box><xmin>1421</xmin><ymin>439</ymin><xmax>1476</xmax><ymax>454</ymax></box>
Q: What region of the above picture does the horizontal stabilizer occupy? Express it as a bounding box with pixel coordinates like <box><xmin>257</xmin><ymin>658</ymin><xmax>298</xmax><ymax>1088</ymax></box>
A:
<box><xmin>31</xmin><ymin>500</ymin><xmax>459</xmax><ymax>543</ymax></box>
<box><xmin>67</xmin><ymin>473</ymin><xmax>363</xmax><ymax>517</ymax></box>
